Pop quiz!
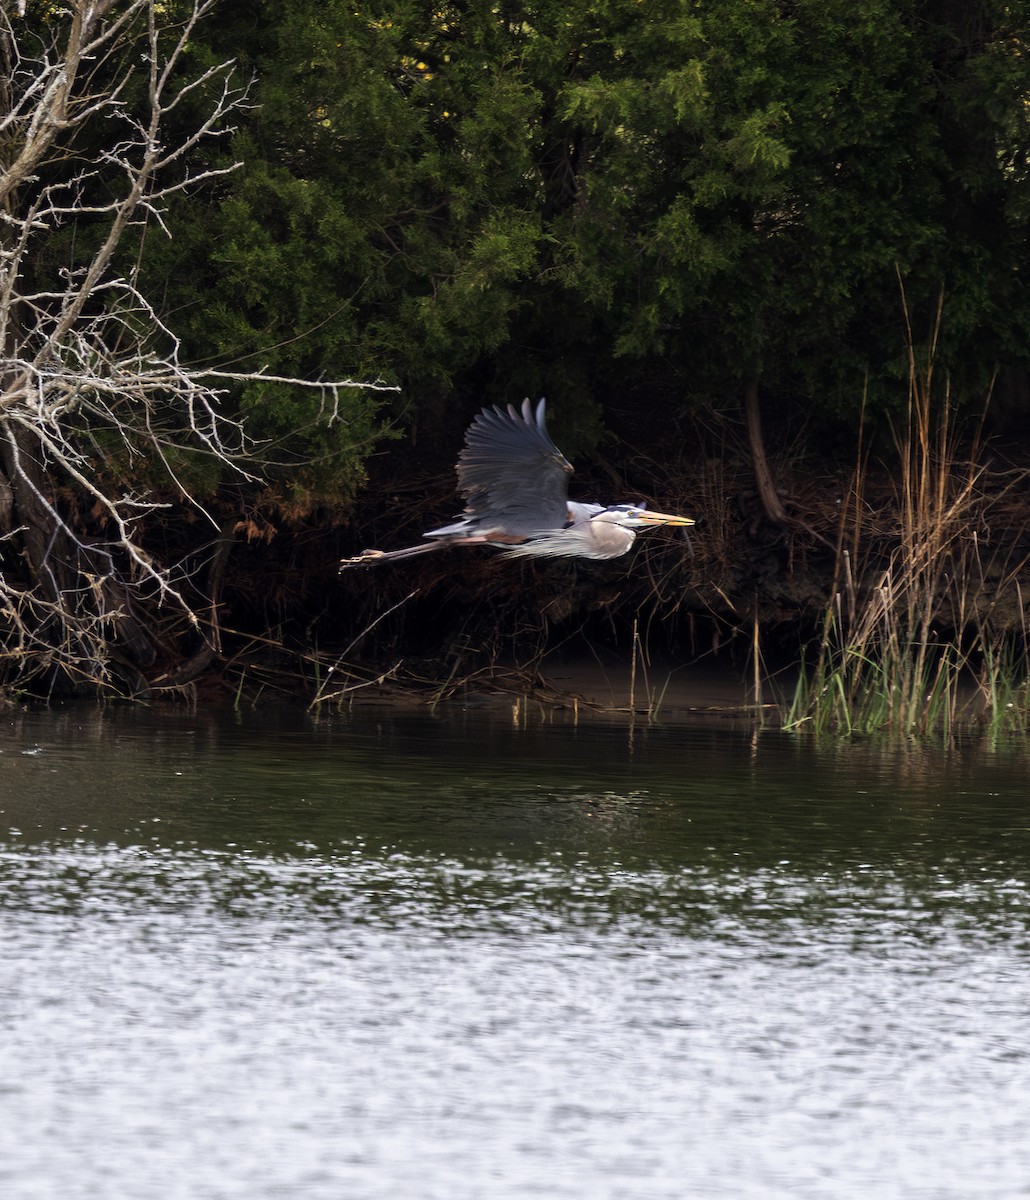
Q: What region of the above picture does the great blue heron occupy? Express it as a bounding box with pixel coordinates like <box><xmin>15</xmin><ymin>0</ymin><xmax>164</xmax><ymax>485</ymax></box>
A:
<box><xmin>340</xmin><ymin>399</ymin><xmax>694</xmax><ymax>567</ymax></box>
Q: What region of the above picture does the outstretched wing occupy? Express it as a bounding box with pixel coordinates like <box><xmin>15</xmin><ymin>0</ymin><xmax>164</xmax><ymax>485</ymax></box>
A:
<box><xmin>456</xmin><ymin>398</ymin><xmax>573</xmax><ymax>535</ymax></box>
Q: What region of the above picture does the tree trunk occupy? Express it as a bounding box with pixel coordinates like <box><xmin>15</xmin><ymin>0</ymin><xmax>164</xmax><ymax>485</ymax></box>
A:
<box><xmin>744</xmin><ymin>381</ymin><xmax>789</xmax><ymax>524</ymax></box>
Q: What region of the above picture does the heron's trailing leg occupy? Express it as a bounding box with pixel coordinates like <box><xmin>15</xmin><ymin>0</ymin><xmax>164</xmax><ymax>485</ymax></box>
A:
<box><xmin>340</xmin><ymin>535</ymin><xmax>495</xmax><ymax>569</ymax></box>
<box><xmin>340</xmin><ymin>542</ymin><xmax>446</xmax><ymax>568</ymax></box>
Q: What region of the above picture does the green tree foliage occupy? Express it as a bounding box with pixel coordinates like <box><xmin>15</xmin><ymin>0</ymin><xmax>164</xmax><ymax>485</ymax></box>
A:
<box><xmin>538</xmin><ymin>0</ymin><xmax>1030</xmax><ymax>422</ymax></box>
<box><xmin>150</xmin><ymin>1</ymin><xmax>548</xmax><ymax>504</ymax></box>
<box><xmin>157</xmin><ymin>0</ymin><xmax>1030</xmax><ymax>502</ymax></box>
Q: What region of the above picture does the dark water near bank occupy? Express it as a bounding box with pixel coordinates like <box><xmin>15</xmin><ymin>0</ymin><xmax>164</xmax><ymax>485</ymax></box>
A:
<box><xmin>2</xmin><ymin>704</ymin><xmax>1030</xmax><ymax>1199</ymax></box>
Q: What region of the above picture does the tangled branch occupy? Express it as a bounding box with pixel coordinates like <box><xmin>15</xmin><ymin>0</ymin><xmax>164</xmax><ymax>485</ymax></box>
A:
<box><xmin>0</xmin><ymin>1</ymin><xmax>396</xmax><ymax>694</ymax></box>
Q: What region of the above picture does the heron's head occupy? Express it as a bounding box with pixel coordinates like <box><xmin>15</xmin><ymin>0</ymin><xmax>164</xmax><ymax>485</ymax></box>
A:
<box><xmin>598</xmin><ymin>503</ymin><xmax>695</xmax><ymax>529</ymax></box>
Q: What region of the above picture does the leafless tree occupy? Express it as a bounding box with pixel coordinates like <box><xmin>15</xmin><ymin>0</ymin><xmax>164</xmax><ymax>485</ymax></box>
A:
<box><xmin>0</xmin><ymin>1</ymin><xmax>391</xmax><ymax>696</ymax></box>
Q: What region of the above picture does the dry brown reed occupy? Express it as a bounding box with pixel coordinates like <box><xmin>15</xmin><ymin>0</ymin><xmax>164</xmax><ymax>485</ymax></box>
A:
<box><xmin>785</xmin><ymin>293</ymin><xmax>1030</xmax><ymax>738</ymax></box>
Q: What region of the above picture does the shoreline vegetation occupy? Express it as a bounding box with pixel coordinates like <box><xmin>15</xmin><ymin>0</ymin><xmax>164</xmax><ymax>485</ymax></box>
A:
<box><xmin>3</xmin><ymin>3</ymin><xmax>1030</xmax><ymax>739</ymax></box>
<box><xmin>189</xmin><ymin>338</ymin><xmax>1030</xmax><ymax>741</ymax></box>
<box><xmin>5</xmin><ymin>395</ymin><xmax>1030</xmax><ymax>740</ymax></box>
<box><xmin>168</xmin><ymin>368</ymin><xmax>1030</xmax><ymax>742</ymax></box>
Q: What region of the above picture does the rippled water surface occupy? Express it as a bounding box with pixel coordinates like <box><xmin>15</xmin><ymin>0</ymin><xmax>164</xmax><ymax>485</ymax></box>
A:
<box><xmin>3</xmin><ymin>704</ymin><xmax>1030</xmax><ymax>1199</ymax></box>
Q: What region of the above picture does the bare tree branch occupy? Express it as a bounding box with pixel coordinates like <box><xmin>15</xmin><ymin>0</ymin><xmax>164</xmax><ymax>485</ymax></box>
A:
<box><xmin>0</xmin><ymin>1</ymin><xmax>397</xmax><ymax>695</ymax></box>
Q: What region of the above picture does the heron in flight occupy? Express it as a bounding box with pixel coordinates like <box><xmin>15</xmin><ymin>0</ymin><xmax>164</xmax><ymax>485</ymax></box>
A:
<box><xmin>340</xmin><ymin>399</ymin><xmax>694</xmax><ymax>567</ymax></box>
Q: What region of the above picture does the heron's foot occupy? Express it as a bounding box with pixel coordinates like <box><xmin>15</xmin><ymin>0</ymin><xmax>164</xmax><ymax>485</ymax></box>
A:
<box><xmin>338</xmin><ymin>549</ymin><xmax>385</xmax><ymax>570</ymax></box>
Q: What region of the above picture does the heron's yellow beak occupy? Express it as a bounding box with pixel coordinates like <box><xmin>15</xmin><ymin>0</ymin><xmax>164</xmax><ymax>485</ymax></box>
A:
<box><xmin>635</xmin><ymin>510</ymin><xmax>695</xmax><ymax>527</ymax></box>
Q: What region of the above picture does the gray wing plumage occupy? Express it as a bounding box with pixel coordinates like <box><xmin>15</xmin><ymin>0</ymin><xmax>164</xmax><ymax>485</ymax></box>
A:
<box><xmin>455</xmin><ymin>398</ymin><xmax>573</xmax><ymax>535</ymax></box>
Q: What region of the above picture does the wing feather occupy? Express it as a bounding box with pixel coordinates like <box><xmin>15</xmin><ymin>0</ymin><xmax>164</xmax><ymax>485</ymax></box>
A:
<box><xmin>455</xmin><ymin>399</ymin><xmax>572</xmax><ymax>535</ymax></box>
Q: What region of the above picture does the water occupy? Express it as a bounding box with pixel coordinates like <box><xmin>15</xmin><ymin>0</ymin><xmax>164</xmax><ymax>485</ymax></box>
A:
<box><xmin>2</xmin><ymin>704</ymin><xmax>1030</xmax><ymax>1199</ymax></box>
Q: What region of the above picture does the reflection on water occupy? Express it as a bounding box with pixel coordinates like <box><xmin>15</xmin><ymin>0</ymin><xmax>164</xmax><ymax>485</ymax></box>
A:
<box><xmin>2</xmin><ymin>705</ymin><xmax>1030</xmax><ymax>1199</ymax></box>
